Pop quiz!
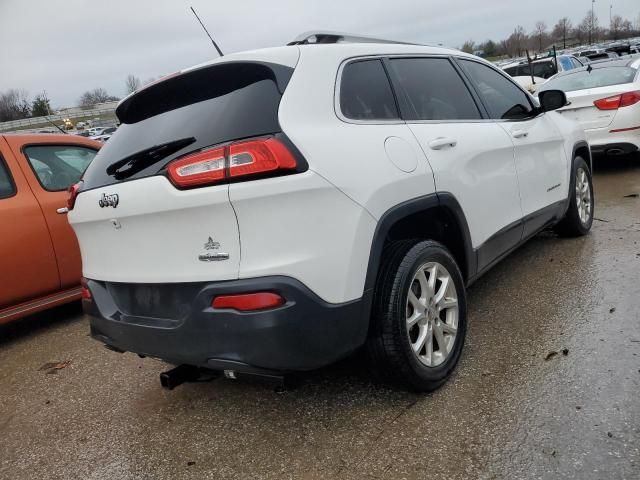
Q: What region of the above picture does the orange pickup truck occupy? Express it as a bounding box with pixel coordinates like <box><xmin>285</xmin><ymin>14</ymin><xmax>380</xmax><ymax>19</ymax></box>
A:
<box><xmin>0</xmin><ymin>134</ymin><xmax>101</xmax><ymax>323</ymax></box>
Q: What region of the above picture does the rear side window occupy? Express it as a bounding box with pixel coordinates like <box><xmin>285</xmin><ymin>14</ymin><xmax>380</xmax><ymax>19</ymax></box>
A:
<box><xmin>340</xmin><ymin>60</ymin><xmax>399</xmax><ymax>121</ymax></box>
<box><xmin>390</xmin><ymin>58</ymin><xmax>481</xmax><ymax>121</ymax></box>
<box><xmin>0</xmin><ymin>156</ymin><xmax>16</xmax><ymax>198</ymax></box>
<box><xmin>559</xmin><ymin>57</ymin><xmax>573</xmax><ymax>71</ymax></box>
<box><xmin>82</xmin><ymin>62</ymin><xmax>292</xmax><ymax>190</ymax></box>
<box><xmin>23</xmin><ymin>145</ymin><xmax>97</xmax><ymax>191</ymax></box>
<box><xmin>459</xmin><ymin>59</ymin><xmax>534</xmax><ymax>120</ymax></box>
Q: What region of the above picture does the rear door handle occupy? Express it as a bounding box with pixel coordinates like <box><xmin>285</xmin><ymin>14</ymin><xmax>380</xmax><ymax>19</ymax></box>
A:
<box><xmin>511</xmin><ymin>130</ymin><xmax>529</xmax><ymax>139</ymax></box>
<box><xmin>56</xmin><ymin>207</ymin><xmax>69</xmax><ymax>214</ymax></box>
<box><xmin>428</xmin><ymin>137</ymin><xmax>457</xmax><ymax>150</ymax></box>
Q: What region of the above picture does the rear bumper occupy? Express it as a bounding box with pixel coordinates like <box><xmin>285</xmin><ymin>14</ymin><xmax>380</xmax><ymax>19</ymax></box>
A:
<box><xmin>84</xmin><ymin>276</ymin><xmax>370</xmax><ymax>373</ymax></box>
<box><xmin>586</xmin><ymin>126</ymin><xmax>640</xmax><ymax>155</ymax></box>
<box><xmin>589</xmin><ymin>142</ymin><xmax>639</xmax><ymax>155</ymax></box>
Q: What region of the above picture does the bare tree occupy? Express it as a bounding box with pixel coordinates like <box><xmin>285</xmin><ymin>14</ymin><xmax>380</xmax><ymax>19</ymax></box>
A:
<box><xmin>576</xmin><ymin>9</ymin><xmax>599</xmax><ymax>44</ymax></box>
<box><xmin>461</xmin><ymin>40</ymin><xmax>475</xmax><ymax>54</ymax></box>
<box><xmin>552</xmin><ymin>17</ymin><xmax>572</xmax><ymax>48</ymax></box>
<box><xmin>534</xmin><ymin>21</ymin><xmax>547</xmax><ymax>52</ymax></box>
<box><xmin>79</xmin><ymin>88</ymin><xmax>119</xmax><ymax>107</ymax></box>
<box><xmin>0</xmin><ymin>89</ymin><xmax>31</xmax><ymax>122</ymax></box>
<box><xmin>506</xmin><ymin>25</ymin><xmax>527</xmax><ymax>57</ymax></box>
<box><xmin>610</xmin><ymin>15</ymin><xmax>624</xmax><ymax>40</ymax></box>
<box><xmin>125</xmin><ymin>74</ymin><xmax>141</xmax><ymax>94</ymax></box>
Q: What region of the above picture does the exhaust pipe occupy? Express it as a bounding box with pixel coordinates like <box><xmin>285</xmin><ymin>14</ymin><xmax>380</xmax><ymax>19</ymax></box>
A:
<box><xmin>160</xmin><ymin>365</ymin><xmax>202</xmax><ymax>390</ymax></box>
<box><xmin>606</xmin><ymin>147</ymin><xmax>625</xmax><ymax>156</ymax></box>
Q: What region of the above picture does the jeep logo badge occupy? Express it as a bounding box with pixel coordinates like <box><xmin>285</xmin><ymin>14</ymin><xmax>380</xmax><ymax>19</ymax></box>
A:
<box><xmin>99</xmin><ymin>193</ymin><xmax>119</xmax><ymax>208</ymax></box>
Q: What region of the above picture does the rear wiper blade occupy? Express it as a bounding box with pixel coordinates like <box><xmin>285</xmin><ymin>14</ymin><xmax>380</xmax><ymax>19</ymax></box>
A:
<box><xmin>106</xmin><ymin>137</ymin><xmax>196</xmax><ymax>180</ymax></box>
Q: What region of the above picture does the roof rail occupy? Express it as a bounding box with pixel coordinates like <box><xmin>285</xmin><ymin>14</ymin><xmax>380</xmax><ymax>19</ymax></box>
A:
<box><xmin>287</xmin><ymin>31</ymin><xmax>418</xmax><ymax>46</ymax></box>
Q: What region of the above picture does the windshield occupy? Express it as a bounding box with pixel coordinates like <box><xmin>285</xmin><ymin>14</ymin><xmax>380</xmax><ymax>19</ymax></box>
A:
<box><xmin>540</xmin><ymin>67</ymin><xmax>637</xmax><ymax>92</ymax></box>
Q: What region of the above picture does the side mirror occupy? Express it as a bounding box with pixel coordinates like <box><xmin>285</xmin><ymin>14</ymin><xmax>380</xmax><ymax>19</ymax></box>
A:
<box><xmin>538</xmin><ymin>90</ymin><xmax>567</xmax><ymax>112</ymax></box>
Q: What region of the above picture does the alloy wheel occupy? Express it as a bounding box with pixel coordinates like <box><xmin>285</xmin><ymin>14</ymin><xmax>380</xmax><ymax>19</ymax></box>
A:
<box><xmin>575</xmin><ymin>167</ymin><xmax>592</xmax><ymax>225</ymax></box>
<box><xmin>406</xmin><ymin>262</ymin><xmax>459</xmax><ymax>367</ymax></box>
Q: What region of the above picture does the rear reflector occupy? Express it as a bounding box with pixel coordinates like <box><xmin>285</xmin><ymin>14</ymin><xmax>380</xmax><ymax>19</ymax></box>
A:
<box><xmin>167</xmin><ymin>137</ymin><xmax>298</xmax><ymax>189</ymax></box>
<box><xmin>594</xmin><ymin>91</ymin><xmax>640</xmax><ymax>110</ymax></box>
<box><xmin>609</xmin><ymin>125</ymin><xmax>640</xmax><ymax>133</ymax></box>
<box><xmin>80</xmin><ymin>286</ymin><xmax>92</xmax><ymax>300</ymax></box>
<box><xmin>212</xmin><ymin>292</ymin><xmax>285</xmax><ymax>312</ymax></box>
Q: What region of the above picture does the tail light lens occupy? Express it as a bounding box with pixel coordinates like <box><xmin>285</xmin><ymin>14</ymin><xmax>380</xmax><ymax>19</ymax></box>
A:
<box><xmin>80</xmin><ymin>278</ymin><xmax>92</xmax><ymax>300</ymax></box>
<box><xmin>212</xmin><ymin>292</ymin><xmax>285</xmax><ymax>312</ymax></box>
<box><xmin>67</xmin><ymin>182</ymin><xmax>82</xmax><ymax>210</ymax></box>
<box><xmin>166</xmin><ymin>137</ymin><xmax>298</xmax><ymax>188</ymax></box>
<box><xmin>620</xmin><ymin>91</ymin><xmax>640</xmax><ymax>108</ymax></box>
<box><xmin>166</xmin><ymin>147</ymin><xmax>225</xmax><ymax>188</ymax></box>
<box><xmin>228</xmin><ymin>138</ymin><xmax>297</xmax><ymax>178</ymax></box>
<box><xmin>594</xmin><ymin>91</ymin><xmax>640</xmax><ymax>110</ymax></box>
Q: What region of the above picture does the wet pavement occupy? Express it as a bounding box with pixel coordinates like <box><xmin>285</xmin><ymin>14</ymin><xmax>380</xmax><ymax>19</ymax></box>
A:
<box><xmin>1</xmin><ymin>155</ymin><xmax>639</xmax><ymax>480</ymax></box>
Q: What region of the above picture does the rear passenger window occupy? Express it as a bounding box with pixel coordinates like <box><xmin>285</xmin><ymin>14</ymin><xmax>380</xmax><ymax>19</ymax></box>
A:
<box><xmin>24</xmin><ymin>145</ymin><xmax>97</xmax><ymax>191</ymax></box>
<box><xmin>390</xmin><ymin>58</ymin><xmax>481</xmax><ymax>121</ymax></box>
<box><xmin>340</xmin><ymin>60</ymin><xmax>399</xmax><ymax>121</ymax></box>
<box><xmin>458</xmin><ymin>59</ymin><xmax>534</xmax><ymax>120</ymax></box>
<box><xmin>0</xmin><ymin>156</ymin><xmax>16</xmax><ymax>198</ymax></box>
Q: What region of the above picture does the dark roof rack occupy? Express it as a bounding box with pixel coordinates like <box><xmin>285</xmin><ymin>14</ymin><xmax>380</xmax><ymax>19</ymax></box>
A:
<box><xmin>287</xmin><ymin>31</ymin><xmax>417</xmax><ymax>46</ymax></box>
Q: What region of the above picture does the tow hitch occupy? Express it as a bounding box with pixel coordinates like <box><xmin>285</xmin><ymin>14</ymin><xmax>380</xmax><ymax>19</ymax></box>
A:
<box><xmin>159</xmin><ymin>365</ymin><xmax>292</xmax><ymax>391</ymax></box>
<box><xmin>160</xmin><ymin>365</ymin><xmax>209</xmax><ymax>390</ymax></box>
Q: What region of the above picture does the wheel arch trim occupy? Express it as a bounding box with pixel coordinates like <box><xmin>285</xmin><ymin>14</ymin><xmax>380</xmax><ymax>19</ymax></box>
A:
<box><xmin>363</xmin><ymin>192</ymin><xmax>475</xmax><ymax>295</ymax></box>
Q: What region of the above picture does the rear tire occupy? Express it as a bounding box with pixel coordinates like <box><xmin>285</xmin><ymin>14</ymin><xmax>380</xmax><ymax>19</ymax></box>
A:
<box><xmin>366</xmin><ymin>240</ymin><xmax>467</xmax><ymax>392</ymax></box>
<box><xmin>554</xmin><ymin>157</ymin><xmax>594</xmax><ymax>237</ymax></box>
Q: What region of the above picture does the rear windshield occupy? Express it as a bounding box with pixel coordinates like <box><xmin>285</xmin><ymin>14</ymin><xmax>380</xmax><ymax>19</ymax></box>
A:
<box><xmin>81</xmin><ymin>61</ymin><xmax>293</xmax><ymax>191</ymax></box>
<box><xmin>540</xmin><ymin>67</ymin><xmax>637</xmax><ymax>92</ymax></box>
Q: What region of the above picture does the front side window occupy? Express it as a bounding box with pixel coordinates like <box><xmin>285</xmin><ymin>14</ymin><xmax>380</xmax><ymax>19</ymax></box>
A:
<box><xmin>390</xmin><ymin>58</ymin><xmax>481</xmax><ymax>121</ymax></box>
<box><xmin>24</xmin><ymin>145</ymin><xmax>97</xmax><ymax>191</ymax></box>
<box><xmin>459</xmin><ymin>59</ymin><xmax>534</xmax><ymax>120</ymax></box>
<box><xmin>340</xmin><ymin>59</ymin><xmax>399</xmax><ymax>121</ymax></box>
<box><xmin>0</xmin><ymin>156</ymin><xmax>16</xmax><ymax>199</ymax></box>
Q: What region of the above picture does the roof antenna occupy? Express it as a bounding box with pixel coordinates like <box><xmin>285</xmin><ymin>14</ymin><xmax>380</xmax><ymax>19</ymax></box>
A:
<box><xmin>42</xmin><ymin>90</ymin><xmax>67</xmax><ymax>135</ymax></box>
<box><xmin>190</xmin><ymin>6</ymin><xmax>224</xmax><ymax>57</ymax></box>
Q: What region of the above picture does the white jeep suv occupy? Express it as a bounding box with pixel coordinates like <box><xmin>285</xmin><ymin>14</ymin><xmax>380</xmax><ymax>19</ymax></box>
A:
<box><xmin>67</xmin><ymin>33</ymin><xmax>594</xmax><ymax>391</ymax></box>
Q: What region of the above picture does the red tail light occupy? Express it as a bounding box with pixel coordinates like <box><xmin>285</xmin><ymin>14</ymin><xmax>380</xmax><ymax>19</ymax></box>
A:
<box><xmin>166</xmin><ymin>137</ymin><xmax>298</xmax><ymax>188</ymax></box>
<box><xmin>228</xmin><ymin>138</ymin><xmax>297</xmax><ymax>178</ymax></box>
<box><xmin>80</xmin><ymin>286</ymin><xmax>92</xmax><ymax>300</ymax></box>
<box><xmin>67</xmin><ymin>182</ymin><xmax>82</xmax><ymax>210</ymax></box>
<box><xmin>212</xmin><ymin>292</ymin><xmax>285</xmax><ymax>312</ymax></box>
<box><xmin>166</xmin><ymin>147</ymin><xmax>225</xmax><ymax>188</ymax></box>
<box><xmin>620</xmin><ymin>91</ymin><xmax>640</xmax><ymax>108</ymax></box>
<box><xmin>594</xmin><ymin>91</ymin><xmax>640</xmax><ymax>110</ymax></box>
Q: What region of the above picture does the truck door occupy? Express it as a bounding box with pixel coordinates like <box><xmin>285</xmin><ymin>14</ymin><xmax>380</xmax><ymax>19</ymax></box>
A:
<box><xmin>10</xmin><ymin>140</ymin><xmax>98</xmax><ymax>289</ymax></box>
<box><xmin>0</xmin><ymin>138</ymin><xmax>59</xmax><ymax>315</ymax></box>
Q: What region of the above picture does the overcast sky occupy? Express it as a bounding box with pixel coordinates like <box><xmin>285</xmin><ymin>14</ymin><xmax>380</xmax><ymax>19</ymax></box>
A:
<box><xmin>1</xmin><ymin>0</ymin><xmax>639</xmax><ymax>108</ymax></box>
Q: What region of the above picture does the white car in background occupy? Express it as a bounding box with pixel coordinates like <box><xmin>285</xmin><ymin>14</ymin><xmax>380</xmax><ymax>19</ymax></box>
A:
<box><xmin>538</xmin><ymin>58</ymin><xmax>640</xmax><ymax>156</ymax></box>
